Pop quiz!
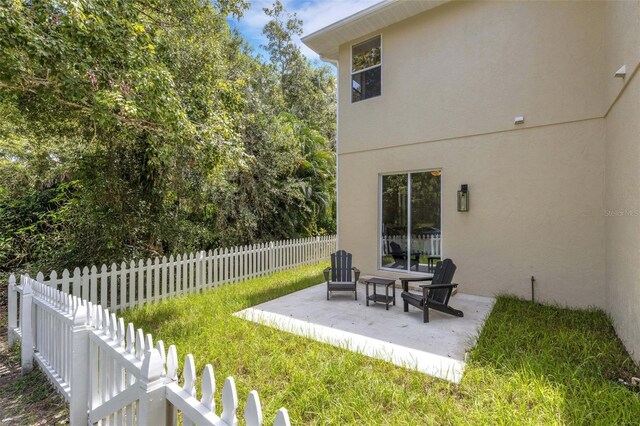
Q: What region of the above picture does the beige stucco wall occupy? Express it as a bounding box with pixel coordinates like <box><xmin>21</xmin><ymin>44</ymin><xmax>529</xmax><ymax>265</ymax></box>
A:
<box><xmin>335</xmin><ymin>1</ymin><xmax>609</xmax><ymax>308</ymax></box>
<box><xmin>332</xmin><ymin>0</ymin><xmax>640</xmax><ymax>360</ymax></box>
<box><xmin>337</xmin><ymin>0</ymin><xmax>606</xmax><ymax>155</ymax></box>
<box><xmin>604</xmin><ymin>1</ymin><xmax>640</xmax><ymax>363</ymax></box>
<box><xmin>338</xmin><ymin>119</ymin><xmax>606</xmax><ymax>308</ymax></box>
<box><xmin>603</xmin><ymin>0</ymin><xmax>640</xmax><ymax>109</ymax></box>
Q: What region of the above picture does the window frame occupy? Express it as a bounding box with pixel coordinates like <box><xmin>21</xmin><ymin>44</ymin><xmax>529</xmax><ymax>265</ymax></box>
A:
<box><xmin>350</xmin><ymin>34</ymin><xmax>382</xmax><ymax>103</ymax></box>
<box><xmin>378</xmin><ymin>168</ymin><xmax>443</xmax><ymax>275</ymax></box>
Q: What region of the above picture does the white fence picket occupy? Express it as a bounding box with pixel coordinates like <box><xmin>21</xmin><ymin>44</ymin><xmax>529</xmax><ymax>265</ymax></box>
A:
<box><xmin>161</xmin><ymin>256</ymin><xmax>168</xmax><ymax>301</ymax></box>
<box><xmin>119</xmin><ymin>262</ymin><xmax>127</xmax><ymax>312</ymax></box>
<box><xmin>168</xmin><ymin>255</ymin><xmax>175</xmax><ymax>298</ymax></box>
<box><xmin>221</xmin><ymin>248</ymin><xmax>228</xmax><ymax>286</ymax></box>
<box><xmin>99</xmin><ymin>264</ymin><xmax>107</xmax><ymax>308</ymax></box>
<box><xmin>72</xmin><ymin>268</ymin><xmax>80</xmax><ymax>300</ymax></box>
<box><xmin>212</xmin><ymin>249</ymin><xmax>220</xmax><ymax>287</ymax></box>
<box><xmin>61</xmin><ymin>269</ymin><xmax>70</xmax><ymax>295</ymax></box>
<box><xmin>180</xmin><ymin>253</ymin><xmax>187</xmax><ymax>295</ymax></box>
<box><xmin>127</xmin><ymin>260</ymin><xmax>135</xmax><ymax>309</ymax></box>
<box><xmin>185</xmin><ymin>252</ymin><xmax>192</xmax><ymax>294</ymax></box>
<box><xmin>89</xmin><ymin>265</ymin><xmax>97</xmax><ymax>306</ymax></box>
<box><xmin>110</xmin><ymin>263</ymin><xmax>117</xmax><ymax>311</ymax></box>
<box><xmin>145</xmin><ymin>258</ymin><xmax>153</xmax><ymax>304</ymax></box>
<box><xmin>8</xmin><ymin>275</ymin><xmax>17</xmax><ymax>346</ymax></box>
<box><xmin>137</xmin><ymin>259</ymin><xmax>144</xmax><ymax>307</ymax></box>
<box><xmin>153</xmin><ymin>257</ymin><xmax>160</xmax><ymax>302</ymax></box>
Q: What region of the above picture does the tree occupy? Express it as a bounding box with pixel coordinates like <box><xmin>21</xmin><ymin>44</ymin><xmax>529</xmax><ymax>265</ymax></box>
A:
<box><xmin>0</xmin><ymin>0</ymin><xmax>336</xmax><ymax>272</ymax></box>
<box><xmin>262</xmin><ymin>0</ymin><xmax>303</xmax><ymax>80</ymax></box>
<box><xmin>259</xmin><ymin>1</ymin><xmax>337</xmax><ymax>233</ymax></box>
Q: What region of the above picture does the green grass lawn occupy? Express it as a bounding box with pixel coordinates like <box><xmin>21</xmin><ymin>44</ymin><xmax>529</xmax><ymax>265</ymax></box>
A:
<box><xmin>123</xmin><ymin>263</ymin><xmax>640</xmax><ymax>425</ymax></box>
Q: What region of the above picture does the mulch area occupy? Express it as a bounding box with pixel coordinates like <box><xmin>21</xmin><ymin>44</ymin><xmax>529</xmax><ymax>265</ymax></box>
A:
<box><xmin>0</xmin><ymin>281</ymin><xmax>69</xmax><ymax>425</ymax></box>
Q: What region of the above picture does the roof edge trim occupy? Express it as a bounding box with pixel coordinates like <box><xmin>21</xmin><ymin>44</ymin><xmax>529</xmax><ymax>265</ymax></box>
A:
<box><xmin>301</xmin><ymin>0</ymin><xmax>398</xmax><ymax>43</ymax></box>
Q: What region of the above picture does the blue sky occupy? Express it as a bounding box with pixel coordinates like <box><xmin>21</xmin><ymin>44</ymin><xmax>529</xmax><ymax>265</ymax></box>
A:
<box><xmin>228</xmin><ymin>0</ymin><xmax>381</xmax><ymax>66</ymax></box>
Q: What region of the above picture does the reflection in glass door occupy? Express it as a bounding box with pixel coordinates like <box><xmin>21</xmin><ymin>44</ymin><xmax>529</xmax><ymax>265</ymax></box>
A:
<box><xmin>380</xmin><ymin>171</ymin><xmax>441</xmax><ymax>273</ymax></box>
<box><xmin>381</xmin><ymin>174</ymin><xmax>408</xmax><ymax>271</ymax></box>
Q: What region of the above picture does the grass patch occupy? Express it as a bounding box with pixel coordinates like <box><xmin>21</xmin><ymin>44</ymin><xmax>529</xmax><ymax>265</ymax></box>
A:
<box><xmin>123</xmin><ymin>263</ymin><xmax>640</xmax><ymax>425</ymax></box>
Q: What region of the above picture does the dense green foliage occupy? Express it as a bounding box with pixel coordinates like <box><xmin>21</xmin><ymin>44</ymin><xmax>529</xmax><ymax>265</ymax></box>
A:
<box><xmin>124</xmin><ymin>267</ymin><xmax>640</xmax><ymax>424</ymax></box>
<box><xmin>0</xmin><ymin>0</ymin><xmax>336</xmax><ymax>272</ymax></box>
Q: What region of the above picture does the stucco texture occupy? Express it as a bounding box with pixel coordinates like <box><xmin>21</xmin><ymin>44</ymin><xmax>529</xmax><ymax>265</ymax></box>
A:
<box><xmin>338</xmin><ymin>119</ymin><xmax>606</xmax><ymax>308</ymax></box>
<box><xmin>604</xmin><ymin>1</ymin><xmax>640</xmax><ymax>363</ymax></box>
<box><xmin>337</xmin><ymin>0</ymin><xmax>606</xmax><ymax>155</ymax></box>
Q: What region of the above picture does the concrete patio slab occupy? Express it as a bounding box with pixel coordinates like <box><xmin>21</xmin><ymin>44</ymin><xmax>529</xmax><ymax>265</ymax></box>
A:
<box><xmin>234</xmin><ymin>283</ymin><xmax>495</xmax><ymax>383</ymax></box>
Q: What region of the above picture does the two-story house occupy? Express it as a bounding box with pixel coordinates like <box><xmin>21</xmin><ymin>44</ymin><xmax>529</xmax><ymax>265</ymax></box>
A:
<box><xmin>302</xmin><ymin>0</ymin><xmax>640</xmax><ymax>362</ymax></box>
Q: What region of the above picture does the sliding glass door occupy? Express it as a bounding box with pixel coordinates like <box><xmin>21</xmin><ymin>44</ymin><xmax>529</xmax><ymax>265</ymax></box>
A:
<box><xmin>380</xmin><ymin>170</ymin><xmax>441</xmax><ymax>273</ymax></box>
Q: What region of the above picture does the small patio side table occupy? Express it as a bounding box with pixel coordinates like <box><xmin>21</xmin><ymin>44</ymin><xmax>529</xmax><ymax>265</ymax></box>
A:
<box><xmin>365</xmin><ymin>277</ymin><xmax>396</xmax><ymax>310</ymax></box>
<box><xmin>427</xmin><ymin>255</ymin><xmax>441</xmax><ymax>273</ymax></box>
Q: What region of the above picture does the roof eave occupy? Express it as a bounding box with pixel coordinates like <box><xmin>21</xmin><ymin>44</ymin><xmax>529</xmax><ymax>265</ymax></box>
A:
<box><xmin>302</xmin><ymin>0</ymin><xmax>449</xmax><ymax>61</ymax></box>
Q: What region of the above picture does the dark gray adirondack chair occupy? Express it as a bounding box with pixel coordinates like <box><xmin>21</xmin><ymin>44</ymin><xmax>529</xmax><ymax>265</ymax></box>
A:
<box><xmin>324</xmin><ymin>250</ymin><xmax>360</xmax><ymax>300</ymax></box>
<box><xmin>389</xmin><ymin>241</ymin><xmax>419</xmax><ymax>271</ymax></box>
<box><xmin>400</xmin><ymin>258</ymin><xmax>463</xmax><ymax>322</ymax></box>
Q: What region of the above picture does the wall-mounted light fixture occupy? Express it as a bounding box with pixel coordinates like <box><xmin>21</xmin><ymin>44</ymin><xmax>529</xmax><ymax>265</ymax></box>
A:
<box><xmin>514</xmin><ymin>116</ymin><xmax>525</xmax><ymax>125</ymax></box>
<box><xmin>457</xmin><ymin>184</ymin><xmax>469</xmax><ymax>212</ymax></box>
<box><xmin>614</xmin><ymin>65</ymin><xmax>626</xmax><ymax>78</ymax></box>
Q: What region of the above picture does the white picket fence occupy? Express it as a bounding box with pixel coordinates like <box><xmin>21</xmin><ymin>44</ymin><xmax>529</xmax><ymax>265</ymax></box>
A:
<box><xmin>5</xmin><ymin>236</ymin><xmax>336</xmax><ymax>425</ymax></box>
<box><xmin>382</xmin><ymin>234</ymin><xmax>441</xmax><ymax>257</ymax></box>
<box><xmin>10</xmin><ymin>275</ymin><xmax>292</xmax><ymax>426</ymax></box>
<box><xmin>15</xmin><ymin>236</ymin><xmax>336</xmax><ymax>314</ymax></box>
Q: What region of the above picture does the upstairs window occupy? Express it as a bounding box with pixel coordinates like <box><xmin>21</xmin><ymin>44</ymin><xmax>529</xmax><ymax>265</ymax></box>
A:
<box><xmin>351</xmin><ymin>35</ymin><xmax>381</xmax><ymax>102</ymax></box>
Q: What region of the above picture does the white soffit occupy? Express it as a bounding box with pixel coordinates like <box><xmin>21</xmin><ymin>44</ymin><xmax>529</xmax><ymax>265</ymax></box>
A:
<box><xmin>301</xmin><ymin>0</ymin><xmax>449</xmax><ymax>62</ymax></box>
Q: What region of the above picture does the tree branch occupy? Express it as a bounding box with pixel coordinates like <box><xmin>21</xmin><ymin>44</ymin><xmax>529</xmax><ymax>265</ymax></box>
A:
<box><xmin>0</xmin><ymin>81</ymin><xmax>164</xmax><ymax>132</ymax></box>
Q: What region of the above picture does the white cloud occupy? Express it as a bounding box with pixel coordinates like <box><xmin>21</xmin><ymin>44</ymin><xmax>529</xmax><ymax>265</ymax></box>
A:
<box><xmin>231</xmin><ymin>0</ymin><xmax>382</xmax><ymax>64</ymax></box>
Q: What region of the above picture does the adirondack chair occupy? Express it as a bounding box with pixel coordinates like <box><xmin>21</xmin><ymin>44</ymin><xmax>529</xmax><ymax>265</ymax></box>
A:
<box><xmin>400</xmin><ymin>258</ymin><xmax>463</xmax><ymax>323</ymax></box>
<box><xmin>324</xmin><ymin>250</ymin><xmax>360</xmax><ymax>300</ymax></box>
<box><xmin>389</xmin><ymin>241</ymin><xmax>419</xmax><ymax>271</ymax></box>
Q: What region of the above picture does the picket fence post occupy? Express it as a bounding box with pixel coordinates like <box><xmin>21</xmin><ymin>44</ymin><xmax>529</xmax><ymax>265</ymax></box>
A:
<box><xmin>198</xmin><ymin>251</ymin><xmax>205</xmax><ymax>290</ymax></box>
<box><xmin>7</xmin><ymin>275</ymin><xmax>17</xmax><ymax>346</ymax></box>
<box><xmin>137</xmin><ymin>348</ymin><xmax>167</xmax><ymax>425</ymax></box>
<box><xmin>20</xmin><ymin>277</ymin><xmax>34</xmax><ymax>374</ymax></box>
<box><xmin>268</xmin><ymin>241</ymin><xmax>275</xmax><ymax>273</ymax></box>
<box><xmin>69</xmin><ymin>301</ymin><xmax>90</xmax><ymax>426</ymax></box>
